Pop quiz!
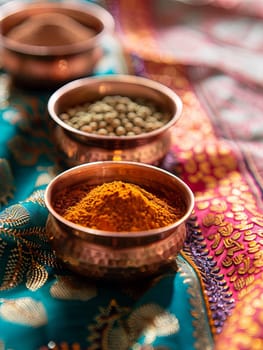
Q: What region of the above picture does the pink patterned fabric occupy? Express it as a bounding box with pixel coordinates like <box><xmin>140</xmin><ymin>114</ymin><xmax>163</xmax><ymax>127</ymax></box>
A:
<box><xmin>107</xmin><ymin>0</ymin><xmax>263</xmax><ymax>348</ymax></box>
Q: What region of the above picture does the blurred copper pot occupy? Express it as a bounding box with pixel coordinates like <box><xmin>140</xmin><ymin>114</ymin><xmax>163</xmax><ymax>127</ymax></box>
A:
<box><xmin>0</xmin><ymin>0</ymin><xmax>115</xmax><ymax>88</ymax></box>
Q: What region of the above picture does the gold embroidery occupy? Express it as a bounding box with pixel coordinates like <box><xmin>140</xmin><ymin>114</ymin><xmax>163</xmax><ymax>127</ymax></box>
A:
<box><xmin>0</xmin><ymin>209</ymin><xmax>57</xmax><ymax>291</ymax></box>
<box><xmin>0</xmin><ymin>204</ymin><xmax>30</xmax><ymax>227</ymax></box>
<box><xmin>222</xmin><ymin>256</ymin><xmax>233</xmax><ymax>268</ymax></box>
<box><xmin>215</xmin><ymin>275</ymin><xmax>263</xmax><ymax>350</ymax></box>
<box><xmin>234</xmin><ymin>222</ymin><xmax>254</xmax><ymax>230</ymax></box>
<box><xmin>234</xmin><ymin>277</ymin><xmax>246</xmax><ymax>291</ymax></box>
<box><xmin>35</xmin><ymin>172</ymin><xmax>53</xmax><ymax>188</ymax></box>
<box><xmin>251</xmin><ymin>217</ymin><xmax>263</xmax><ymax>226</ymax></box>
<box><xmin>203</xmin><ymin>213</ymin><xmax>225</xmax><ymax>227</ymax></box>
<box><xmin>88</xmin><ymin>257</ymin><xmax>213</xmax><ymax>350</ymax></box>
<box><xmin>254</xmin><ymin>255</ymin><xmax>263</xmax><ymax>268</ymax></box>
<box><xmin>211</xmin><ymin>199</ymin><xmax>227</xmax><ymax>213</ymax></box>
<box><xmin>215</xmin><ymin>245</ymin><xmax>225</xmax><ymax>256</ymax></box>
<box><xmin>184</xmin><ymin>158</ymin><xmax>198</xmax><ymax>174</ymax></box>
<box><xmin>24</xmin><ymin>189</ymin><xmax>46</xmax><ymax>206</ymax></box>
<box><xmin>237</xmin><ymin>257</ymin><xmax>250</xmax><ymax>275</ymax></box>
<box><xmin>234</xmin><ymin>212</ymin><xmax>248</xmax><ymax>221</ymax></box>
<box><xmin>164</xmin><ymin>78</ymin><xmax>263</xmax><ymax>296</ymax></box>
<box><xmin>0</xmin><ymin>245</ymin><xmax>25</xmax><ymax>290</ymax></box>
<box><xmin>211</xmin><ymin>233</ymin><xmax>221</xmax><ymax>249</ymax></box>
<box><xmin>196</xmin><ymin>201</ymin><xmax>209</xmax><ymax>210</ymax></box>
<box><xmin>232</xmin><ymin>204</ymin><xmax>245</xmax><ymax>212</ymax></box>
<box><xmin>248</xmin><ymin>245</ymin><xmax>260</xmax><ymax>254</ymax></box>
<box><xmin>199</xmin><ymin>161</ymin><xmax>211</xmax><ymax>174</ymax></box>
<box><xmin>50</xmin><ymin>275</ymin><xmax>97</xmax><ymax>301</ymax></box>
<box><xmin>26</xmin><ymin>263</ymin><xmax>49</xmax><ymax>291</ymax></box>
<box><xmin>232</xmin><ymin>232</ymin><xmax>241</xmax><ymax>240</ymax></box>
<box><xmin>218</xmin><ymin>223</ymin><xmax>233</xmax><ymax>237</ymax></box>
<box><xmin>127</xmin><ymin>304</ymin><xmax>180</xmax><ymax>342</ymax></box>
<box><xmin>0</xmin><ymin>297</ymin><xmax>47</xmax><ymax>327</ymax></box>
<box><xmin>226</xmin><ymin>240</ymin><xmax>244</xmax><ymax>256</ymax></box>
<box><xmin>190</xmin><ymin>153</ymin><xmax>262</xmax><ymax>292</ymax></box>
<box><xmin>243</xmin><ymin>230</ymin><xmax>255</xmax><ymax>238</ymax></box>
<box><xmin>232</xmin><ymin>254</ymin><xmax>244</xmax><ymax>265</ymax></box>
<box><xmin>87</xmin><ymin>299</ymin><xmax>131</xmax><ymax>350</ymax></box>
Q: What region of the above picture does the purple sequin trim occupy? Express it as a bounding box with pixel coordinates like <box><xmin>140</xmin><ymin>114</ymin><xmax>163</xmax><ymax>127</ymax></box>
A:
<box><xmin>120</xmin><ymin>51</ymin><xmax>235</xmax><ymax>334</ymax></box>
<box><xmin>184</xmin><ymin>216</ymin><xmax>235</xmax><ymax>334</ymax></box>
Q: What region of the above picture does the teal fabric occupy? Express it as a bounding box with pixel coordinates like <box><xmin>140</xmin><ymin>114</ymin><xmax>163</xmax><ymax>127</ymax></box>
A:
<box><xmin>0</xmin><ymin>1</ymin><xmax>213</xmax><ymax>349</ymax></box>
<box><xmin>0</xmin><ymin>77</ymin><xmax>213</xmax><ymax>349</ymax></box>
<box><xmin>0</xmin><ymin>178</ymin><xmax>212</xmax><ymax>349</ymax></box>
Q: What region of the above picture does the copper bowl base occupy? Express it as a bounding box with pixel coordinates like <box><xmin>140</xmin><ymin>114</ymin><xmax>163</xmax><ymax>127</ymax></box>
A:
<box><xmin>44</xmin><ymin>161</ymin><xmax>194</xmax><ymax>281</ymax></box>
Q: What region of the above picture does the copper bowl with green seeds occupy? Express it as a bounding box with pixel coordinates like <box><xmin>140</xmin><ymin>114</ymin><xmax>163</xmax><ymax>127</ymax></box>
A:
<box><xmin>47</xmin><ymin>74</ymin><xmax>183</xmax><ymax>167</ymax></box>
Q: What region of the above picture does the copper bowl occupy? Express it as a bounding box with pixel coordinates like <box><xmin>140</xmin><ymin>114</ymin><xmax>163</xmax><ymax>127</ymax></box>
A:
<box><xmin>0</xmin><ymin>0</ymin><xmax>114</xmax><ymax>88</ymax></box>
<box><xmin>44</xmin><ymin>161</ymin><xmax>194</xmax><ymax>280</ymax></box>
<box><xmin>47</xmin><ymin>74</ymin><xmax>183</xmax><ymax>167</ymax></box>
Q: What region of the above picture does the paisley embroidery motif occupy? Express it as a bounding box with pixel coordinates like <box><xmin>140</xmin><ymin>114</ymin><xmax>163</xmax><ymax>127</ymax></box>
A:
<box><xmin>88</xmin><ymin>300</ymin><xmax>179</xmax><ymax>350</ymax></box>
<box><xmin>24</xmin><ymin>189</ymin><xmax>46</xmax><ymax>207</ymax></box>
<box><xmin>0</xmin><ymin>204</ymin><xmax>30</xmax><ymax>228</ymax></box>
<box><xmin>127</xmin><ymin>304</ymin><xmax>180</xmax><ymax>343</ymax></box>
<box><xmin>0</xmin><ymin>203</ymin><xmax>57</xmax><ymax>291</ymax></box>
<box><xmin>0</xmin><ymin>297</ymin><xmax>47</xmax><ymax>327</ymax></box>
<box><xmin>50</xmin><ymin>275</ymin><xmax>97</xmax><ymax>301</ymax></box>
<box><xmin>88</xmin><ymin>299</ymin><xmax>131</xmax><ymax>350</ymax></box>
<box><xmin>26</xmin><ymin>263</ymin><xmax>49</xmax><ymax>291</ymax></box>
<box><xmin>34</xmin><ymin>168</ymin><xmax>55</xmax><ymax>188</ymax></box>
<box><xmin>88</xmin><ymin>257</ymin><xmax>213</xmax><ymax>350</ymax></box>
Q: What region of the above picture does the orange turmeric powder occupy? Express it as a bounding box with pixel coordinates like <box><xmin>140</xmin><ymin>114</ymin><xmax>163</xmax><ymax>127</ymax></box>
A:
<box><xmin>54</xmin><ymin>181</ymin><xmax>184</xmax><ymax>232</ymax></box>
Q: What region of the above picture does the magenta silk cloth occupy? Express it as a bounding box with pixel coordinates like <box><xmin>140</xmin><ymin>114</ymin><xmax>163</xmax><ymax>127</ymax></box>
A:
<box><xmin>106</xmin><ymin>0</ymin><xmax>263</xmax><ymax>349</ymax></box>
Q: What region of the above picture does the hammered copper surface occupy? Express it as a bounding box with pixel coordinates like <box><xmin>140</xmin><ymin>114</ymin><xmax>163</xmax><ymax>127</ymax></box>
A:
<box><xmin>44</xmin><ymin>161</ymin><xmax>194</xmax><ymax>280</ymax></box>
<box><xmin>0</xmin><ymin>1</ymin><xmax>114</xmax><ymax>88</ymax></box>
<box><xmin>47</xmin><ymin>75</ymin><xmax>183</xmax><ymax>166</ymax></box>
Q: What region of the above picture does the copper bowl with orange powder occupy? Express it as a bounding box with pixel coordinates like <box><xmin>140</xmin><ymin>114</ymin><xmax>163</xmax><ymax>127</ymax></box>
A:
<box><xmin>0</xmin><ymin>0</ymin><xmax>114</xmax><ymax>88</ymax></box>
<box><xmin>47</xmin><ymin>74</ymin><xmax>183</xmax><ymax>167</ymax></box>
<box><xmin>44</xmin><ymin>161</ymin><xmax>194</xmax><ymax>281</ymax></box>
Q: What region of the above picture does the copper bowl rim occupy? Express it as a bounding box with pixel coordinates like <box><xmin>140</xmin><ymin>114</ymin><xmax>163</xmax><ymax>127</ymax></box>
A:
<box><xmin>0</xmin><ymin>0</ymin><xmax>115</xmax><ymax>56</ymax></box>
<box><xmin>47</xmin><ymin>74</ymin><xmax>183</xmax><ymax>142</ymax></box>
<box><xmin>44</xmin><ymin>161</ymin><xmax>195</xmax><ymax>239</ymax></box>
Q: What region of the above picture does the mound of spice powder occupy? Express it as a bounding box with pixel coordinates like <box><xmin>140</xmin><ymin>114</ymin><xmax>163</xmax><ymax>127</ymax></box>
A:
<box><xmin>55</xmin><ymin>181</ymin><xmax>183</xmax><ymax>232</ymax></box>
<box><xmin>6</xmin><ymin>12</ymin><xmax>95</xmax><ymax>46</ymax></box>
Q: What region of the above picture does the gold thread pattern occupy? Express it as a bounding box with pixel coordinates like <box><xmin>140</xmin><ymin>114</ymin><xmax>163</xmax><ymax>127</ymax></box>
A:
<box><xmin>50</xmin><ymin>276</ymin><xmax>97</xmax><ymax>301</ymax></box>
<box><xmin>0</xmin><ymin>297</ymin><xmax>47</xmax><ymax>327</ymax></box>
<box><xmin>197</xmin><ymin>169</ymin><xmax>263</xmax><ymax>292</ymax></box>
<box><xmin>24</xmin><ymin>189</ymin><xmax>46</xmax><ymax>207</ymax></box>
<box><xmin>177</xmin><ymin>255</ymin><xmax>214</xmax><ymax>350</ymax></box>
<box><xmin>0</xmin><ymin>203</ymin><xmax>58</xmax><ymax>291</ymax></box>
<box><xmin>26</xmin><ymin>263</ymin><xmax>49</xmax><ymax>291</ymax></box>
<box><xmin>214</xmin><ymin>274</ymin><xmax>263</xmax><ymax>350</ymax></box>
<box><xmin>0</xmin><ymin>204</ymin><xmax>30</xmax><ymax>228</ymax></box>
<box><xmin>87</xmin><ymin>257</ymin><xmax>213</xmax><ymax>350</ymax></box>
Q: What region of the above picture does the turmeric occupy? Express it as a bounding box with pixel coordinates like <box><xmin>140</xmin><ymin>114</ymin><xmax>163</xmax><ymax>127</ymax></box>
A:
<box><xmin>54</xmin><ymin>181</ymin><xmax>184</xmax><ymax>232</ymax></box>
